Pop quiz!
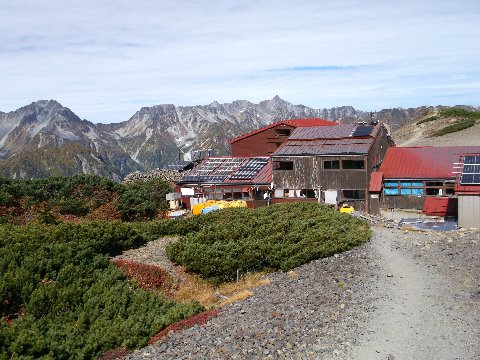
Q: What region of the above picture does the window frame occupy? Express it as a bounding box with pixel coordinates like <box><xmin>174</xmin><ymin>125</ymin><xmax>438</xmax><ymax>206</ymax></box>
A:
<box><xmin>273</xmin><ymin>160</ymin><xmax>294</xmax><ymax>170</ymax></box>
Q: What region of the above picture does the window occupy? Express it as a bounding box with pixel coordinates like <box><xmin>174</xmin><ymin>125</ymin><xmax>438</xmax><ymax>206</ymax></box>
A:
<box><xmin>383</xmin><ymin>181</ymin><xmax>424</xmax><ymax>196</ymax></box>
<box><xmin>384</xmin><ymin>182</ymin><xmax>399</xmax><ymax>195</ymax></box>
<box><xmin>275</xmin><ymin>142</ymin><xmax>282</xmax><ymax>148</ymax></box>
<box><xmin>342</xmin><ymin>160</ymin><xmax>365</xmax><ymax>169</ymax></box>
<box><xmin>425</xmin><ymin>181</ymin><xmax>444</xmax><ymax>196</ymax></box>
<box><xmin>342</xmin><ymin>190</ymin><xmax>366</xmax><ymax>199</ymax></box>
<box><xmin>324</xmin><ymin>160</ymin><xmax>340</xmax><ymax>169</ymax></box>
<box><xmin>273</xmin><ymin>161</ymin><xmax>294</xmax><ymax>170</ymax></box>
<box><xmin>300</xmin><ymin>189</ymin><xmax>316</xmax><ymax>198</ymax></box>
<box><xmin>275</xmin><ymin>129</ymin><xmax>291</xmax><ymax>137</ymax></box>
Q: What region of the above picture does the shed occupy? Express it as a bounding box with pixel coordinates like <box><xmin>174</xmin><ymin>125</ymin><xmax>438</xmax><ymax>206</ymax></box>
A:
<box><xmin>455</xmin><ymin>154</ymin><xmax>480</xmax><ymax>229</ymax></box>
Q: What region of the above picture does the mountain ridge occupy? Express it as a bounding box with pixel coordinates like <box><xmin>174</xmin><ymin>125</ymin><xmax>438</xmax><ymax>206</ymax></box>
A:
<box><xmin>1</xmin><ymin>98</ymin><xmax>478</xmax><ymax>180</ymax></box>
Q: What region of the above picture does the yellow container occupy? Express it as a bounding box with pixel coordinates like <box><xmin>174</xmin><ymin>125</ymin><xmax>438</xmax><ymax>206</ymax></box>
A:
<box><xmin>339</xmin><ymin>204</ymin><xmax>354</xmax><ymax>214</ymax></box>
<box><xmin>216</xmin><ymin>201</ymin><xmax>230</xmax><ymax>209</ymax></box>
<box><xmin>229</xmin><ymin>200</ymin><xmax>247</xmax><ymax>208</ymax></box>
<box><xmin>192</xmin><ymin>200</ymin><xmax>218</xmax><ymax>215</ymax></box>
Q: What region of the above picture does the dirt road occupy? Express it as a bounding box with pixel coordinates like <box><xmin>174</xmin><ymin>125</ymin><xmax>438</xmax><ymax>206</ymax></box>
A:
<box><xmin>350</xmin><ymin>227</ymin><xmax>479</xmax><ymax>360</ymax></box>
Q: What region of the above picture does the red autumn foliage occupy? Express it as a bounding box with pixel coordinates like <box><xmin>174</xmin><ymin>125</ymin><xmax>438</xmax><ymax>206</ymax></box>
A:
<box><xmin>112</xmin><ymin>259</ymin><xmax>172</xmax><ymax>292</ymax></box>
<box><xmin>148</xmin><ymin>309</ymin><xmax>221</xmax><ymax>345</ymax></box>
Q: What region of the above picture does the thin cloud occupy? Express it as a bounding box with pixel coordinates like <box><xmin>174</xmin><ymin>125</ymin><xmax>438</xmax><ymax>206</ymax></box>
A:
<box><xmin>0</xmin><ymin>0</ymin><xmax>479</xmax><ymax>123</ymax></box>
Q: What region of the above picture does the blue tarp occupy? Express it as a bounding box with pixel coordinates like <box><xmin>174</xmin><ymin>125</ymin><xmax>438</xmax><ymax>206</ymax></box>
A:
<box><xmin>202</xmin><ymin>205</ymin><xmax>220</xmax><ymax>214</ymax></box>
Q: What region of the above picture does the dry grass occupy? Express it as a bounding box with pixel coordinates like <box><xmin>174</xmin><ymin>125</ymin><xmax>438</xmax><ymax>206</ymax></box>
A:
<box><xmin>172</xmin><ymin>272</ymin><xmax>270</xmax><ymax>309</ymax></box>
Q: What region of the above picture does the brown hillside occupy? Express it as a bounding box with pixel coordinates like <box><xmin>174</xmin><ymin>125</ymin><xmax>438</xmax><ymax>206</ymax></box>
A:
<box><xmin>393</xmin><ymin>110</ymin><xmax>480</xmax><ymax>147</ymax></box>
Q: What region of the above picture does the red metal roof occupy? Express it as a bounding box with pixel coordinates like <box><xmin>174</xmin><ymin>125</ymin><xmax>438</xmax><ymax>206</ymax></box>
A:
<box><xmin>251</xmin><ymin>159</ymin><xmax>272</xmax><ymax>183</ymax></box>
<box><xmin>272</xmin><ymin>138</ymin><xmax>373</xmax><ymax>156</ymax></box>
<box><xmin>380</xmin><ymin>146</ymin><xmax>480</xmax><ymax>179</ymax></box>
<box><xmin>422</xmin><ymin>197</ymin><xmax>457</xmax><ymax>216</ymax></box>
<box><xmin>229</xmin><ymin>118</ymin><xmax>334</xmax><ymax>144</ymax></box>
<box><xmin>369</xmin><ymin>172</ymin><xmax>383</xmax><ymax>192</ymax></box>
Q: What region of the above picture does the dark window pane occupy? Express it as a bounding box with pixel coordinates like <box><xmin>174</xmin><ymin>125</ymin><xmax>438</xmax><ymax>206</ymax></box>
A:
<box><xmin>324</xmin><ymin>160</ymin><xmax>340</xmax><ymax>169</ymax></box>
<box><xmin>275</xmin><ymin>129</ymin><xmax>291</xmax><ymax>137</ymax></box>
<box><xmin>273</xmin><ymin>161</ymin><xmax>294</xmax><ymax>170</ymax></box>
<box><xmin>342</xmin><ymin>160</ymin><xmax>365</xmax><ymax>169</ymax></box>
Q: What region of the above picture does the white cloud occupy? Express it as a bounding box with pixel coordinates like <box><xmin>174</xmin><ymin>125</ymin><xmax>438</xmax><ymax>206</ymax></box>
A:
<box><xmin>1</xmin><ymin>0</ymin><xmax>479</xmax><ymax>122</ymax></box>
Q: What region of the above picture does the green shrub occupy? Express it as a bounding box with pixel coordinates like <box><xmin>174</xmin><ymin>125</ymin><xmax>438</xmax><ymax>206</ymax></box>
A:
<box><xmin>0</xmin><ymin>175</ymin><xmax>174</xmax><ymax>223</ymax></box>
<box><xmin>166</xmin><ymin>203</ymin><xmax>372</xmax><ymax>283</ymax></box>
<box><xmin>439</xmin><ymin>107</ymin><xmax>480</xmax><ymax>119</ymax></box>
<box><xmin>117</xmin><ymin>179</ymin><xmax>171</xmax><ymax>221</ymax></box>
<box><xmin>416</xmin><ymin>115</ymin><xmax>438</xmax><ymax>125</ymax></box>
<box><xmin>433</xmin><ymin>119</ymin><xmax>476</xmax><ymax>136</ymax></box>
<box><xmin>0</xmin><ymin>222</ymin><xmax>203</xmax><ymax>358</ymax></box>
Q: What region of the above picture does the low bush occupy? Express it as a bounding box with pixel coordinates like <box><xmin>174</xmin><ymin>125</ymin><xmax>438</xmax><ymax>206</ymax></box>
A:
<box><xmin>116</xmin><ymin>179</ymin><xmax>171</xmax><ymax>221</ymax></box>
<box><xmin>433</xmin><ymin>119</ymin><xmax>476</xmax><ymax>136</ymax></box>
<box><xmin>416</xmin><ymin>115</ymin><xmax>438</xmax><ymax>125</ymax></box>
<box><xmin>0</xmin><ymin>222</ymin><xmax>203</xmax><ymax>359</ymax></box>
<box><xmin>166</xmin><ymin>202</ymin><xmax>372</xmax><ymax>283</ymax></box>
<box><xmin>0</xmin><ymin>175</ymin><xmax>172</xmax><ymax>223</ymax></box>
<box><xmin>439</xmin><ymin>107</ymin><xmax>480</xmax><ymax>119</ymax></box>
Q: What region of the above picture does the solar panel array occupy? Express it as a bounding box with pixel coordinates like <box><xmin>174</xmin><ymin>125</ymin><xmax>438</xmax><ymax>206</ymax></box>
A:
<box><xmin>179</xmin><ymin>157</ymin><xmax>269</xmax><ymax>183</ymax></box>
<box><xmin>213</xmin><ymin>158</ymin><xmax>245</xmax><ymax>175</ymax></box>
<box><xmin>229</xmin><ymin>158</ymin><xmax>269</xmax><ymax>180</ymax></box>
<box><xmin>460</xmin><ymin>155</ymin><xmax>480</xmax><ymax>184</ymax></box>
<box><xmin>352</xmin><ymin>125</ymin><xmax>373</xmax><ymax>137</ymax></box>
<box><xmin>199</xmin><ymin>175</ymin><xmax>227</xmax><ymax>183</ymax></box>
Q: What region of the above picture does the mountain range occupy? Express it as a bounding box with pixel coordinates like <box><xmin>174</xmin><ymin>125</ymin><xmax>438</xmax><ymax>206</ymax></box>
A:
<box><xmin>0</xmin><ymin>97</ymin><xmax>474</xmax><ymax>180</ymax></box>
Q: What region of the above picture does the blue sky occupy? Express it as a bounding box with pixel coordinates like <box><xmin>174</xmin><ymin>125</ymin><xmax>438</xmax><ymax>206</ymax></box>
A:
<box><xmin>1</xmin><ymin>0</ymin><xmax>479</xmax><ymax>123</ymax></box>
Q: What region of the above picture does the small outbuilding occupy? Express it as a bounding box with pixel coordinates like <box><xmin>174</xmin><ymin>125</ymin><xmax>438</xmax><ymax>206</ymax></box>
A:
<box><xmin>455</xmin><ymin>154</ymin><xmax>480</xmax><ymax>229</ymax></box>
<box><xmin>378</xmin><ymin>146</ymin><xmax>480</xmax><ymax>212</ymax></box>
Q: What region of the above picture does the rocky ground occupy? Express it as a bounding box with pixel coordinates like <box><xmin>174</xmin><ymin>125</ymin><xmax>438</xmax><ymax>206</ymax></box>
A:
<box><xmin>124</xmin><ymin>222</ymin><xmax>480</xmax><ymax>360</ymax></box>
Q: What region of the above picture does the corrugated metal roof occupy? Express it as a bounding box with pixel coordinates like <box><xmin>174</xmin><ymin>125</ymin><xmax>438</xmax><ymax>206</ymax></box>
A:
<box><xmin>288</xmin><ymin>124</ymin><xmax>356</xmax><ymax>140</ymax></box>
<box><xmin>369</xmin><ymin>172</ymin><xmax>383</xmax><ymax>192</ymax></box>
<box><xmin>272</xmin><ymin>139</ymin><xmax>373</xmax><ymax>156</ymax></box>
<box><xmin>380</xmin><ymin>146</ymin><xmax>480</xmax><ymax>179</ymax></box>
<box><xmin>229</xmin><ymin>118</ymin><xmax>334</xmax><ymax>144</ymax></box>
<box><xmin>289</xmin><ymin>123</ymin><xmax>381</xmax><ymax>140</ymax></box>
<box><xmin>251</xmin><ymin>160</ymin><xmax>272</xmax><ymax>183</ymax></box>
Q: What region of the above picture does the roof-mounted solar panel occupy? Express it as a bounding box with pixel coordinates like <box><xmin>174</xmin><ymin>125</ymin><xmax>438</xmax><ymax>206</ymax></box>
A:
<box><xmin>460</xmin><ymin>155</ymin><xmax>480</xmax><ymax>184</ymax></box>
<box><xmin>199</xmin><ymin>175</ymin><xmax>227</xmax><ymax>183</ymax></box>
<box><xmin>180</xmin><ymin>175</ymin><xmax>199</xmax><ymax>182</ymax></box>
<box><xmin>352</xmin><ymin>125</ymin><xmax>373</xmax><ymax>137</ymax></box>
<box><xmin>463</xmin><ymin>155</ymin><xmax>480</xmax><ymax>164</ymax></box>
<box><xmin>229</xmin><ymin>158</ymin><xmax>269</xmax><ymax>180</ymax></box>
<box><xmin>461</xmin><ymin>174</ymin><xmax>480</xmax><ymax>184</ymax></box>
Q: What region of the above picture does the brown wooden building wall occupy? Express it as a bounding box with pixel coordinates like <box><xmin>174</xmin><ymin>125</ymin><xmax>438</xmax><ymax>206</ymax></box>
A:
<box><xmin>271</xmin><ymin>124</ymin><xmax>395</xmax><ymax>213</ymax></box>
<box><xmin>231</xmin><ymin>124</ymin><xmax>297</xmax><ymax>157</ymax></box>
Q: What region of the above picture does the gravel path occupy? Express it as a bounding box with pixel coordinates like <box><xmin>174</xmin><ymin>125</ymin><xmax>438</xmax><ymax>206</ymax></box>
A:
<box><xmin>350</xmin><ymin>227</ymin><xmax>480</xmax><ymax>359</ymax></box>
<box><xmin>125</xmin><ymin>226</ymin><xmax>480</xmax><ymax>360</ymax></box>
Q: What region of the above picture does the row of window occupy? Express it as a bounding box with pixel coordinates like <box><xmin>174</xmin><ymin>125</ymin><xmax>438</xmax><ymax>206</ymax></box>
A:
<box><xmin>275</xmin><ymin>189</ymin><xmax>366</xmax><ymax>200</ymax></box>
<box><xmin>383</xmin><ymin>181</ymin><xmax>454</xmax><ymax>196</ymax></box>
<box><xmin>273</xmin><ymin>159</ymin><xmax>365</xmax><ymax>170</ymax></box>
